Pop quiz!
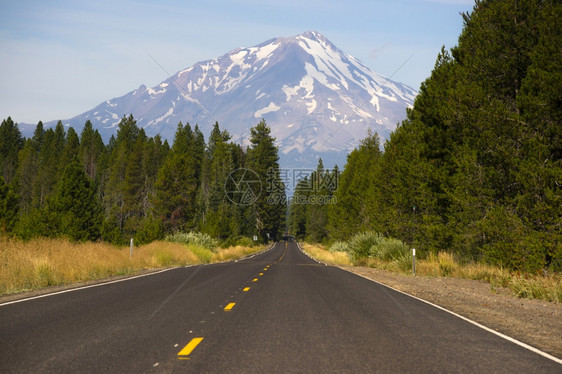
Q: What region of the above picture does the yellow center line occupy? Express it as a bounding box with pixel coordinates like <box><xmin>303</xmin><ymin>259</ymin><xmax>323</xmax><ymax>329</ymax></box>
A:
<box><xmin>263</xmin><ymin>268</ymin><xmax>268</xmax><ymax>271</ymax></box>
<box><xmin>224</xmin><ymin>302</ymin><xmax>236</xmax><ymax>311</ymax></box>
<box><xmin>177</xmin><ymin>337</ymin><xmax>204</xmax><ymax>359</ymax></box>
<box><xmin>259</xmin><ymin>272</ymin><xmax>264</xmax><ymax>276</ymax></box>
<box><xmin>252</xmin><ymin>278</ymin><xmax>258</xmax><ymax>282</ymax></box>
<box><xmin>278</xmin><ymin>245</ymin><xmax>287</xmax><ymax>262</ymax></box>
<box><xmin>243</xmin><ymin>287</ymin><xmax>250</xmax><ymax>292</ymax></box>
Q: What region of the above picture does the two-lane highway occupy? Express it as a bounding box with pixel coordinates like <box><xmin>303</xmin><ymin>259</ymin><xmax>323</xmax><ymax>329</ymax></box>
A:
<box><xmin>1</xmin><ymin>242</ymin><xmax>560</xmax><ymax>373</ymax></box>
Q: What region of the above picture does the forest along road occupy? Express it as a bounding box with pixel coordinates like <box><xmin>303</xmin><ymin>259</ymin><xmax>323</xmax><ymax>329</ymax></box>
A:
<box><xmin>1</xmin><ymin>242</ymin><xmax>560</xmax><ymax>373</ymax></box>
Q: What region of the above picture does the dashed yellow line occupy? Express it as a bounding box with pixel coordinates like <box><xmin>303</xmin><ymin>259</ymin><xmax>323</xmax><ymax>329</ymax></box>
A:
<box><xmin>252</xmin><ymin>278</ymin><xmax>258</xmax><ymax>282</ymax></box>
<box><xmin>277</xmin><ymin>244</ymin><xmax>288</xmax><ymax>262</ymax></box>
<box><xmin>259</xmin><ymin>272</ymin><xmax>264</xmax><ymax>276</ymax></box>
<box><xmin>178</xmin><ymin>337</ymin><xmax>203</xmax><ymax>359</ymax></box>
<box><xmin>243</xmin><ymin>287</ymin><xmax>250</xmax><ymax>292</ymax></box>
<box><xmin>224</xmin><ymin>302</ymin><xmax>236</xmax><ymax>312</ymax></box>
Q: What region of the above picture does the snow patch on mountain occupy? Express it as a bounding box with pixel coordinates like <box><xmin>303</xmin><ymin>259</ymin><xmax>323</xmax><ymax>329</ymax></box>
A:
<box><xmin>255</xmin><ymin>102</ymin><xmax>280</xmax><ymax>118</ymax></box>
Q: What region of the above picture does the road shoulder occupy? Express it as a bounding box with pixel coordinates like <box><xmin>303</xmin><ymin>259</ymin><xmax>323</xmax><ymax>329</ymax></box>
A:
<box><xmin>340</xmin><ymin>265</ymin><xmax>562</xmax><ymax>359</ymax></box>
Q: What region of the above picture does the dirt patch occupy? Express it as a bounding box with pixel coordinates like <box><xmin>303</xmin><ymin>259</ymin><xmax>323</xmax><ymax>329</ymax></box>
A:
<box><xmin>341</xmin><ymin>265</ymin><xmax>562</xmax><ymax>360</ymax></box>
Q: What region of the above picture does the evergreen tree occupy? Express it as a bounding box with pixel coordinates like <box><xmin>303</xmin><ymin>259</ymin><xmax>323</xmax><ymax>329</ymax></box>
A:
<box><xmin>33</xmin><ymin>122</ymin><xmax>66</xmax><ymax>208</ymax></box>
<box><xmin>63</xmin><ymin>127</ymin><xmax>80</xmax><ymax>165</ymax></box>
<box><xmin>328</xmin><ymin>131</ymin><xmax>382</xmax><ymax>240</ymax></box>
<box><xmin>0</xmin><ymin>117</ymin><xmax>23</xmax><ymax>184</ymax></box>
<box><xmin>343</xmin><ymin>0</ymin><xmax>562</xmax><ymax>271</ymax></box>
<box><xmin>289</xmin><ymin>177</ymin><xmax>309</xmax><ymax>239</ymax></box>
<box><xmin>79</xmin><ymin>121</ymin><xmax>107</xmax><ymax>197</ymax></box>
<box><xmin>122</xmin><ymin>129</ymin><xmax>147</xmax><ymax>237</ymax></box>
<box><xmin>103</xmin><ymin>115</ymin><xmax>140</xmax><ymax>241</ymax></box>
<box><xmin>304</xmin><ymin>159</ymin><xmax>335</xmax><ymax>242</ymax></box>
<box><xmin>14</xmin><ymin>139</ymin><xmax>37</xmax><ymax>214</ymax></box>
<box><xmin>153</xmin><ymin>122</ymin><xmax>199</xmax><ymax>232</ymax></box>
<box><xmin>0</xmin><ymin>176</ymin><xmax>18</xmax><ymax>233</ymax></box>
<box><xmin>199</xmin><ymin>122</ymin><xmax>238</xmax><ymax>239</ymax></box>
<box><xmin>48</xmin><ymin>162</ymin><xmax>102</xmax><ymax>241</ymax></box>
<box><xmin>246</xmin><ymin>119</ymin><xmax>286</xmax><ymax>241</ymax></box>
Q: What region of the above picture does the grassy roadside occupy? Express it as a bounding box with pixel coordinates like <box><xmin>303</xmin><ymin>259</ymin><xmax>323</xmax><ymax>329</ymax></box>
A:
<box><xmin>300</xmin><ymin>242</ymin><xmax>562</xmax><ymax>303</ymax></box>
<box><xmin>0</xmin><ymin>235</ymin><xmax>265</xmax><ymax>295</ymax></box>
<box><xmin>300</xmin><ymin>243</ymin><xmax>353</xmax><ymax>266</ymax></box>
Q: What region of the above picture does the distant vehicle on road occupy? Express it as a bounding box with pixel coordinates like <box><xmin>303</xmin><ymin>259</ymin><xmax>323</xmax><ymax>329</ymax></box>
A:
<box><xmin>281</xmin><ymin>235</ymin><xmax>295</xmax><ymax>242</ymax></box>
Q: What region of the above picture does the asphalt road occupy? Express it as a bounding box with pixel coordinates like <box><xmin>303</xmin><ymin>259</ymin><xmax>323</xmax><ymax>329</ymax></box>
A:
<box><xmin>1</xmin><ymin>242</ymin><xmax>560</xmax><ymax>373</ymax></box>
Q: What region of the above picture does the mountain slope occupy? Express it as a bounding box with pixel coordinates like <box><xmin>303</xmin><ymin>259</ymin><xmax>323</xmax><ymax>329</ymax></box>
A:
<box><xmin>27</xmin><ymin>31</ymin><xmax>417</xmax><ymax>170</ymax></box>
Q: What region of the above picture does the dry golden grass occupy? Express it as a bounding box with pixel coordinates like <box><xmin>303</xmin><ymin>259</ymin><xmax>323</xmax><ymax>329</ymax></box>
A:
<box><xmin>410</xmin><ymin>251</ymin><xmax>561</xmax><ymax>303</ymax></box>
<box><xmin>301</xmin><ymin>242</ymin><xmax>561</xmax><ymax>303</ymax></box>
<box><xmin>0</xmin><ymin>236</ymin><xmax>262</xmax><ymax>295</ymax></box>
<box><xmin>211</xmin><ymin>245</ymin><xmax>264</xmax><ymax>262</ymax></box>
<box><xmin>301</xmin><ymin>243</ymin><xmax>353</xmax><ymax>266</ymax></box>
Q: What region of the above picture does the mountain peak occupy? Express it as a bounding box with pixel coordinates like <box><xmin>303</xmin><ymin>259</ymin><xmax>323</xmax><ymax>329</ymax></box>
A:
<box><xmin>297</xmin><ymin>30</ymin><xmax>329</xmax><ymax>43</ymax></box>
<box><xmin>30</xmin><ymin>32</ymin><xmax>418</xmax><ymax>170</ymax></box>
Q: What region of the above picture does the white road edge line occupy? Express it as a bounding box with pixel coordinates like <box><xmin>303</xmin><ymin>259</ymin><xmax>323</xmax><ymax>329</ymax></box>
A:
<box><xmin>1</xmin><ymin>242</ymin><xmax>278</xmax><ymax>308</ymax></box>
<box><xmin>0</xmin><ymin>268</ymin><xmax>178</xmax><ymax>307</ymax></box>
<box><xmin>348</xmin><ymin>270</ymin><xmax>562</xmax><ymax>365</ymax></box>
<box><xmin>296</xmin><ymin>242</ymin><xmax>327</xmax><ymax>265</ymax></box>
<box><xmin>295</xmin><ymin>239</ymin><xmax>559</xmax><ymax>363</ymax></box>
<box><xmin>237</xmin><ymin>243</ymin><xmax>275</xmax><ymax>261</ymax></box>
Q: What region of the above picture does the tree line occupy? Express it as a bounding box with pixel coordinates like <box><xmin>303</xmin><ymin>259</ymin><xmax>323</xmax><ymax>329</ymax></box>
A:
<box><xmin>0</xmin><ymin>116</ymin><xmax>286</xmax><ymax>245</ymax></box>
<box><xmin>288</xmin><ymin>0</ymin><xmax>561</xmax><ymax>273</ymax></box>
<box><xmin>1</xmin><ymin>0</ymin><xmax>559</xmax><ymax>273</ymax></box>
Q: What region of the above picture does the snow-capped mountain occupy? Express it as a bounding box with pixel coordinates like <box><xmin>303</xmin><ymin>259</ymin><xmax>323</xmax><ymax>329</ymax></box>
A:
<box><xmin>26</xmin><ymin>31</ymin><xmax>417</xmax><ymax>170</ymax></box>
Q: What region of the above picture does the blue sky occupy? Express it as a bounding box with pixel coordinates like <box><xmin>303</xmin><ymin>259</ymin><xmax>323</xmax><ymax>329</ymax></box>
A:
<box><xmin>0</xmin><ymin>0</ymin><xmax>475</xmax><ymax>124</ymax></box>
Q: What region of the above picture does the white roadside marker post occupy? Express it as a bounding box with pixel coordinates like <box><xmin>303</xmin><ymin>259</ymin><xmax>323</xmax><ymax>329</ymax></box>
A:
<box><xmin>412</xmin><ymin>248</ymin><xmax>416</xmax><ymax>276</ymax></box>
<box><xmin>130</xmin><ymin>238</ymin><xmax>134</xmax><ymax>258</ymax></box>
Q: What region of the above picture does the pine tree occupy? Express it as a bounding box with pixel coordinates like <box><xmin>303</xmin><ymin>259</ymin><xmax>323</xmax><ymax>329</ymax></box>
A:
<box><xmin>0</xmin><ymin>117</ymin><xmax>23</xmax><ymax>184</ymax></box>
<box><xmin>102</xmin><ymin>115</ymin><xmax>140</xmax><ymax>241</ymax></box>
<box><xmin>303</xmin><ymin>159</ymin><xmax>333</xmax><ymax>242</ymax></box>
<box><xmin>246</xmin><ymin>119</ymin><xmax>286</xmax><ymax>241</ymax></box>
<box><xmin>49</xmin><ymin>162</ymin><xmax>102</xmax><ymax>241</ymax></box>
<box><xmin>79</xmin><ymin>121</ymin><xmax>107</xmax><ymax>197</ymax></box>
<box><xmin>289</xmin><ymin>177</ymin><xmax>309</xmax><ymax>239</ymax></box>
<box><xmin>328</xmin><ymin>131</ymin><xmax>382</xmax><ymax>240</ymax></box>
<box><xmin>33</xmin><ymin>122</ymin><xmax>66</xmax><ymax>208</ymax></box>
<box><xmin>63</xmin><ymin>127</ymin><xmax>80</xmax><ymax>165</ymax></box>
<box><xmin>122</xmin><ymin>129</ymin><xmax>147</xmax><ymax>237</ymax></box>
<box><xmin>347</xmin><ymin>0</ymin><xmax>562</xmax><ymax>271</ymax></box>
<box><xmin>198</xmin><ymin>122</ymin><xmax>239</xmax><ymax>239</ymax></box>
<box><xmin>153</xmin><ymin>122</ymin><xmax>199</xmax><ymax>232</ymax></box>
<box><xmin>0</xmin><ymin>176</ymin><xmax>18</xmax><ymax>233</ymax></box>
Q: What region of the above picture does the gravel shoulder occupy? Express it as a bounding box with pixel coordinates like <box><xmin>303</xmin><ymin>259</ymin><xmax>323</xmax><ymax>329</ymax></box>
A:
<box><xmin>340</xmin><ymin>265</ymin><xmax>562</xmax><ymax>359</ymax></box>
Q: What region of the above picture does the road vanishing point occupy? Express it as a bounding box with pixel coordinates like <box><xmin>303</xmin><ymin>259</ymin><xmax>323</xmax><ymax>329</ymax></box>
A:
<box><xmin>1</xmin><ymin>242</ymin><xmax>560</xmax><ymax>373</ymax></box>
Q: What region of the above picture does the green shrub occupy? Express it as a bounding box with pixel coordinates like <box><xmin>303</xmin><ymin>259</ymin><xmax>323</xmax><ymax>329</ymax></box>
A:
<box><xmin>165</xmin><ymin>231</ymin><xmax>218</xmax><ymax>251</ymax></box>
<box><xmin>218</xmin><ymin>236</ymin><xmax>255</xmax><ymax>248</ymax></box>
<box><xmin>370</xmin><ymin>238</ymin><xmax>409</xmax><ymax>261</ymax></box>
<box><xmin>237</xmin><ymin>236</ymin><xmax>255</xmax><ymax>247</ymax></box>
<box><xmin>329</xmin><ymin>241</ymin><xmax>349</xmax><ymax>253</ymax></box>
<box><xmin>134</xmin><ymin>216</ymin><xmax>163</xmax><ymax>245</ymax></box>
<box><xmin>369</xmin><ymin>237</ymin><xmax>412</xmax><ymax>271</ymax></box>
<box><xmin>348</xmin><ymin>232</ymin><xmax>383</xmax><ymax>260</ymax></box>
